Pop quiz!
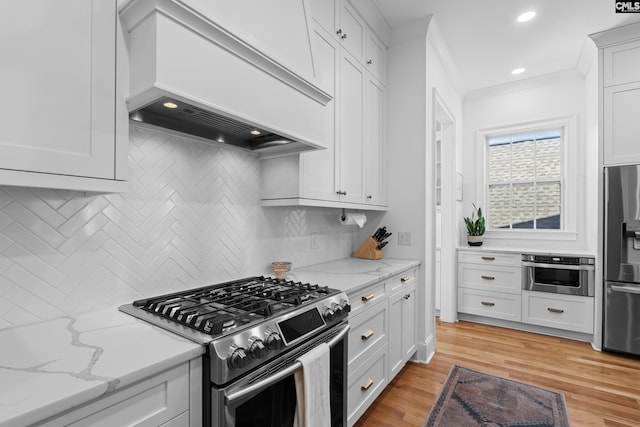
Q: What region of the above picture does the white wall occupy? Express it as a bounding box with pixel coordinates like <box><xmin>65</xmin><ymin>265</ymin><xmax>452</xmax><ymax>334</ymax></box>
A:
<box><xmin>0</xmin><ymin>126</ymin><xmax>359</xmax><ymax>328</ymax></box>
<box><xmin>462</xmin><ymin>70</ymin><xmax>597</xmax><ymax>253</ymax></box>
<box><xmin>378</xmin><ymin>16</ymin><xmax>464</xmax><ymax>362</ymax></box>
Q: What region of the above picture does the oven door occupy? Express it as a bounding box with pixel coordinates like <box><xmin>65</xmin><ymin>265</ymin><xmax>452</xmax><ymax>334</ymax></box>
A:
<box><xmin>522</xmin><ymin>261</ymin><xmax>594</xmax><ymax>296</ymax></box>
<box><xmin>213</xmin><ymin>322</ymin><xmax>349</xmax><ymax>427</ymax></box>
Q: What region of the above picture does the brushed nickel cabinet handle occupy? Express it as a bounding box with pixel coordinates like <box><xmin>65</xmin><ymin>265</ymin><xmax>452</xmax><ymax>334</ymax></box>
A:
<box><xmin>401</xmin><ymin>276</ymin><xmax>412</xmax><ymax>283</ymax></box>
<box><xmin>547</xmin><ymin>307</ymin><xmax>564</xmax><ymax>314</ymax></box>
<box><xmin>361</xmin><ymin>378</ymin><xmax>374</xmax><ymax>391</ymax></box>
<box><xmin>361</xmin><ymin>294</ymin><xmax>374</xmax><ymax>302</ymax></box>
<box><xmin>481</xmin><ymin>275</ymin><xmax>495</xmax><ymax>280</ymax></box>
<box><xmin>404</xmin><ymin>294</ymin><xmax>411</xmax><ymax>300</ymax></box>
<box><xmin>361</xmin><ymin>329</ymin><xmax>374</xmax><ymax>340</ymax></box>
<box><xmin>481</xmin><ymin>301</ymin><xmax>495</xmax><ymax>306</ymax></box>
<box><xmin>481</xmin><ymin>256</ymin><xmax>495</xmax><ymax>261</ymax></box>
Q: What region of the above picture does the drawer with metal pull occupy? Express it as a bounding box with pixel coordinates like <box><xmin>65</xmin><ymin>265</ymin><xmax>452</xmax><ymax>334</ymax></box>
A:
<box><xmin>387</xmin><ymin>269</ymin><xmax>417</xmax><ymax>293</ymax></box>
<box><xmin>522</xmin><ymin>290</ymin><xmax>594</xmax><ymax>333</ymax></box>
<box><xmin>458</xmin><ymin>264</ymin><xmax>521</xmax><ymax>294</ymax></box>
<box><xmin>457</xmin><ymin>288</ymin><xmax>521</xmax><ymax>322</ymax></box>
<box><xmin>458</xmin><ymin>251</ymin><xmax>521</xmax><ymax>267</ymax></box>
<box><xmin>347</xmin><ymin>343</ymin><xmax>388</xmax><ymax>426</ymax></box>
<box><xmin>348</xmin><ymin>281</ymin><xmax>386</xmax><ymax>317</ymax></box>
<box><xmin>347</xmin><ymin>299</ymin><xmax>387</xmax><ymax>365</ymax></box>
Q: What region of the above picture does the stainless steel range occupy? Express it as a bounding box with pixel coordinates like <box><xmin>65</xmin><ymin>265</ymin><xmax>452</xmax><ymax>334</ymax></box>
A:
<box><xmin>119</xmin><ymin>276</ymin><xmax>350</xmax><ymax>427</ymax></box>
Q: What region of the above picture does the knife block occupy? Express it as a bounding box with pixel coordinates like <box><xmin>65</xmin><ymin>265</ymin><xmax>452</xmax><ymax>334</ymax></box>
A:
<box><xmin>353</xmin><ymin>237</ymin><xmax>383</xmax><ymax>260</ymax></box>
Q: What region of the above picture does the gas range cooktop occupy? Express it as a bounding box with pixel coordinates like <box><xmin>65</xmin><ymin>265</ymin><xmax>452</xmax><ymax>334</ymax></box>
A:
<box><xmin>119</xmin><ymin>276</ymin><xmax>350</xmax><ymax>385</ymax></box>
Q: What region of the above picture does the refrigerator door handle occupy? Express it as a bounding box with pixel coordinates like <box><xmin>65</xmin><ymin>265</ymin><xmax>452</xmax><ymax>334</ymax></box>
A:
<box><xmin>610</xmin><ymin>285</ymin><xmax>640</xmax><ymax>295</ymax></box>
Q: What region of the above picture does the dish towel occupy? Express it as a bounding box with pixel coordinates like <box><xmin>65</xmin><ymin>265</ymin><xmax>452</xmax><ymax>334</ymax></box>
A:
<box><xmin>293</xmin><ymin>342</ymin><xmax>331</xmax><ymax>427</ymax></box>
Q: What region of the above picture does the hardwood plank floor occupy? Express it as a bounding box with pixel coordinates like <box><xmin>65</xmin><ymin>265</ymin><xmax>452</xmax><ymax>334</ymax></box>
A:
<box><xmin>354</xmin><ymin>319</ymin><xmax>640</xmax><ymax>426</ymax></box>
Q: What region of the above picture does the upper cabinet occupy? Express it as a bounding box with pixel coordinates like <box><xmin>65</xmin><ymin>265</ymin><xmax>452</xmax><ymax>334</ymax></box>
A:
<box><xmin>591</xmin><ymin>23</ymin><xmax>640</xmax><ymax>166</ymax></box>
<box><xmin>260</xmin><ymin>0</ymin><xmax>388</xmax><ymax>210</ymax></box>
<box><xmin>0</xmin><ymin>0</ymin><xmax>127</xmax><ymax>192</ymax></box>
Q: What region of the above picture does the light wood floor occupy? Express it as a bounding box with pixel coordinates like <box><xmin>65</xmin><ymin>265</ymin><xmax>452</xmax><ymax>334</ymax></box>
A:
<box><xmin>354</xmin><ymin>319</ymin><xmax>640</xmax><ymax>427</ymax></box>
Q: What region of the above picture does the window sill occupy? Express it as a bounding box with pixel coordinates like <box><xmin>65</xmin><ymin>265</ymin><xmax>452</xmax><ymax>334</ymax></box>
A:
<box><xmin>485</xmin><ymin>229</ymin><xmax>578</xmax><ymax>241</ymax></box>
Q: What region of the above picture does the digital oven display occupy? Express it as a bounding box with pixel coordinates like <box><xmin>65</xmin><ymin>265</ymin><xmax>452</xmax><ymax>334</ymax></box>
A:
<box><xmin>277</xmin><ymin>308</ymin><xmax>326</xmax><ymax>344</ymax></box>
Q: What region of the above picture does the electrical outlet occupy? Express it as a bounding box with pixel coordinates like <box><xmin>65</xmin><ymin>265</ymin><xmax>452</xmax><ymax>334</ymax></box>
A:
<box><xmin>310</xmin><ymin>232</ymin><xmax>319</xmax><ymax>249</ymax></box>
<box><xmin>398</xmin><ymin>232</ymin><xmax>412</xmax><ymax>245</ymax></box>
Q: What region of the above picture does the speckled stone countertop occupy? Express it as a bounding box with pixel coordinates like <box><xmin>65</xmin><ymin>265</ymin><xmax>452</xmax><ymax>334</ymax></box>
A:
<box><xmin>0</xmin><ymin>309</ymin><xmax>203</xmax><ymax>427</ymax></box>
<box><xmin>287</xmin><ymin>258</ymin><xmax>421</xmax><ymax>294</ymax></box>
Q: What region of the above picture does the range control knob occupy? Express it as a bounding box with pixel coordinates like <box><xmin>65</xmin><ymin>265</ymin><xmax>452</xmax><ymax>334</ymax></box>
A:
<box><xmin>322</xmin><ymin>306</ymin><xmax>336</xmax><ymax>322</ymax></box>
<box><xmin>265</xmin><ymin>331</ymin><xmax>284</xmax><ymax>351</ymax></box>
<box><xmin>248</xmin><ymin>337</ymin><xmax>267</xmax><ymax>359</ymax></box>
<box><xmin>340</xmin><ymin>299</ymin><xmax>351</xmax><ymax>316</ymax></box>
<box><xmin>331</xmin><ymin>302</ymin><xmax>343</xmax><ymax>318</ymax></box>
<box><xmin>228</xmin><ymin>345</ymin><xmax>249</xmax><ymax>370</ymax></box>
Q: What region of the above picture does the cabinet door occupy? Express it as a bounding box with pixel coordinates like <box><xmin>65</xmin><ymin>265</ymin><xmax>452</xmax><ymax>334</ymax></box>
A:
<box><xmin>338</xmin><ymin>52</ymin><xmax>366</xmax><ymax>203</ymax></box>
<box><xmin>388</xmin><ymin>283</ymin><xmax>416</xmax><ymax>379</ymax></box>
<box><xmin>365</xmin><ymin>31</ymin><xmax>386</xmax><ymax>83</ymax></box>
<box><xmin>339</xmin><ymin>1</ymin><xmax>365</xmax><ymax>62</ymax></box>
<box><xmin>604</xmin><ymin>81</ymin><xmax>640</xmax><ymax>165</ymax></box>
<box><xmin>308</xmin><ymin>0</ymin><xmax>338</xmax><ymax>37</ymax></box>
<box><xmin>604</xmin><ymin>39</ymin><xmax>640</xmax><ymax>87</ymax></box>
<box><xmin>0</xmin><ymin>0</ymin><xmax>116</xmax><ymax>179</ymax></box>
<box><xmin>364</xmin><ymin>76</ymin><xmax>384</xmax><ymax>205</ymax></box>
<box><xmin>301</xmin><ymin>25</ymin><xmax>339</xmax><ymax>201</ymax></box>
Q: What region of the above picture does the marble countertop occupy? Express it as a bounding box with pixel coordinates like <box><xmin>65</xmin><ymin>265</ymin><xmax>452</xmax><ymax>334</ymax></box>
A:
<box><xmin>287</xmin><ymin>257</ymin><xmax>421</xmax><ymax>294</ymax></box>
<box><xmin>0</xmin><ymin>257</ymin><xmax>419</xmax><ymax>426</ymax></box>
<box><xmin>456</xmin><ymin>245</ymin><xmax>595</xmax><ymax>258</ymax></box>
<box><xmin>0</xmin><ymin>309</ymin><xmax>203</xmax><ymax>427</ymax></box>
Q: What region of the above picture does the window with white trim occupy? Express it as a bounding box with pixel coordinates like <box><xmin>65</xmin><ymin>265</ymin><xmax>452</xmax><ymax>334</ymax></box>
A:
<box><xmin>486</xmin><ymin>127</ymin><xmax>563</xmax><ymax>230</ymax></box>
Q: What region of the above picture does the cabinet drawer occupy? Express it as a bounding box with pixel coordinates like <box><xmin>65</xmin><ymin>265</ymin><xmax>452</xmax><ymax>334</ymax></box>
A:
<box><xmin>604</xmin><ymin>39</ymin><xmax>640</xmax><ymax>87</ymax></box>
<box><xmin>458</xmin><ymin>288</ymin><xmax>521</xmax><ymax>322</ymax></box>
<box><xmin>387</xmin><ymin>269</ymin><xmax>417</xmax><ymax>293</ymax></box>
<box><xmin>348</xmin><ymin>299</ymin><xmax>387</xmax><ymax>365</ymax></box>
<box><xmin>522</xmin><ymin>291</ymin><xmax>594</xmax><ymax>333</ymax></box>
<box><xmin>458</xmin><ymin>264</ymin><xmax>521</xmax><ymax>294</ymax></box>
<box><xmin>458</xmin><ymin>251</ymin><xmax>521</xmax><ymax>267</ymax></box>
<box><xmin>347</xmin><ymin>344</ymin><xmax>387</xmax><ymax>427</ymax></box>
<box><xmin>349</xmin><ymin>281</ymin><xmax>386</xmax><ymax>316</ymax></box>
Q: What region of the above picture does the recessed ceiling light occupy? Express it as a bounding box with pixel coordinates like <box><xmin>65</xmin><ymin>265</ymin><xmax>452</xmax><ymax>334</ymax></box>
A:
<box><xmin>517</xmin><ymin>11</ymin><xmax>536</xmax><ymax>22</ymax></box>
<box><xmin>163</xmin><ymin>102</ymin><xmax>178</xmax><ymax>109</ymax></box>
<box><xmin>512</xmin><ymin>68</ymin><xmax>526</xmax><ymax>75</ymax></box>
<box><xmin>250</xmin><ymin>129</ymin><xmax>261</xmax><ymax>135</ymax></box>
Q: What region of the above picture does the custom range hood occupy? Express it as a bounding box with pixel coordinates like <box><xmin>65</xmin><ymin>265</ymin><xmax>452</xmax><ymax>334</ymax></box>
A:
<box><xmin>119</xmin><ymin>0</ymin><xmax>332</xmax><ymax>157</ymax></box>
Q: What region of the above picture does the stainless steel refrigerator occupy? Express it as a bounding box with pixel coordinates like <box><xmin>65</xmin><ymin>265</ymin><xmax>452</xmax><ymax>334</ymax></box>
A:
<box><xmin>604</xmin><ymin>164</ymin><xmax>640</xmax><ymax>355</ymax></box>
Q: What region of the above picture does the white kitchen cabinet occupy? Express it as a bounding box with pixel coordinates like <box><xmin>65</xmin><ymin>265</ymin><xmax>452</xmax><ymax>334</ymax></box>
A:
<box><xmin>591</xmin><ymin>23</ymin><xmax>640</xmax><ymax>166</ymax></box>
<box><xmin>365</xmin><ymin>31</ymin><xmax>386</xmax><ymax>83</ymax></box>
<box><xmin>260</xmin><ymin>4</ymin><xmax>387</xmax><ymax>210</ymax></box>
<box><xmin>39</xmin><ymin>359</ymin><xmax>202</xmax><ymax>427</ymax></box>
<box><xmin>457</xmin><ymin>250</ymin><xmax>522</xmax><ymax>322</ymax></box>
<box><xmin>345</xmin><ymin>267</ymin><xmax>418</xmax><ymax>427</ymax></box>
<box><xmin>522</xmin><ymin>291</ymin><xmax>594</xmax><ymax>334</ymax></box>
<box><xmin>308</xmin><ymin>0</ymin><xmax>365</xmax><ymax>63</ymax></box>
<box><xmin>0</xmin><ymin>0</ymin><xmax>127</xmax><ymax>192</ymax></box>
<box><xmin>388</xmin><ymin>276</ymin><xmax>417</xmax><ymax>378</ymax></box>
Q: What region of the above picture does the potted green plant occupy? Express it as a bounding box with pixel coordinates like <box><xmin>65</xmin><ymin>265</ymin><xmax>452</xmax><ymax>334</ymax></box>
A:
<box><xmin>464</xmin><ymin>204</ymin><xmax>486</xmax><ymax>246</ymax></box>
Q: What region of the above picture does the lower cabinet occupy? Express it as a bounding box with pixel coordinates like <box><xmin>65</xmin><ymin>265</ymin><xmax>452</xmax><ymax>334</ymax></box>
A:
<box><xmin>39</xmin><ymin>358</ymin><xmax>202</xmax><ymax>427</ymax></box>
<box><xmin>346</xmin><ymin>268</ymin><xmax>418</xmax><ymax>427</ymax></box>
<box><xmin>522</xmin><ymin>291</ymin><xmax>594</xmax><ymax>334</ymax></box>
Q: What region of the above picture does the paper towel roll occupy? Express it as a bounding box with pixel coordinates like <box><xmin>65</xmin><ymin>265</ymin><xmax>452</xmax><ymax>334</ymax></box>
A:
<box><xmin>339</xmin><ymin>213</ymin><xmax>367</xmax><ymax>228</ymax></box>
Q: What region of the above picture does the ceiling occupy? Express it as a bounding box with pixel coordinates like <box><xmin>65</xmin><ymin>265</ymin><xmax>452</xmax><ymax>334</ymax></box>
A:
<box><xmin>371</xmin><ymin>0</ymin><xmax>640</xmax><ymax>92</ymax></box>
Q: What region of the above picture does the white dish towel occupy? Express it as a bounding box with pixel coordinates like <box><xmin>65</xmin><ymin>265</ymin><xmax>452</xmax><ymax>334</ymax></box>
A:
<box><xmin>293</xmin><ymin>342</ymin><xmax>331</xmax><ymax>427</ymax></box>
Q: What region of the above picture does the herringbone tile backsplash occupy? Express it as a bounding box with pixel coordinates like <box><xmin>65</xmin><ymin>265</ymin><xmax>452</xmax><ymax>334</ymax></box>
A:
<box><xmin>0</xmin><ymin>127</ymin><xmax>357</xmax><ymax>328</ymax></box>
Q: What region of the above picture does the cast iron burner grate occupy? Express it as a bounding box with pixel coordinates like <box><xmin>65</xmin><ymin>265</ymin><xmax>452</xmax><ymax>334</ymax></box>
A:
<box><xmin>132</xmin><ymin>276</ymin><xmax>331</xmax><ymax>336</ymax></box>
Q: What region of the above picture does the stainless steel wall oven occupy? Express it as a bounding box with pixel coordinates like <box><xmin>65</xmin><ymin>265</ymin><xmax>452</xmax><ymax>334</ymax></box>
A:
<box><xmin>522</xmin><ymin>254</ymin><xmax>595</xmax><ymax>296</ymax></box>
<box><xmin>119</xmin><ymin>276</ymin><xmax>351</xmax><ymax>427</ymax></box>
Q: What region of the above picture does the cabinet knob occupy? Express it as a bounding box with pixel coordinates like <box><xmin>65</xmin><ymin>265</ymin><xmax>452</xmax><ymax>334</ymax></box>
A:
<box><xmin>366</xmin><ymin>195</ymin><xmax>372</xmax><ymax>199</ymax></box>
<box><xmin>336</xmin><ymin>29</ymin><xmax>342</xmax><ymax>36</ymax></box>
<box><xmin>403</xmin><ymin>294</ymin><xmax>411</xmax><ymax>300</ymax></box>
<box><xmin>367</xmin><ymin>59</ymin><xmax>372</xmax><ymax>65</ymax></box>
<box><xmin>336</xmin><ymin>190</ymin><xmax>347</xmax><ymax>196</ymax></box>
<box><xmin>341</xmin><ymin>33</ymin><xmax>347</xmax><ymax>40</ymax></box>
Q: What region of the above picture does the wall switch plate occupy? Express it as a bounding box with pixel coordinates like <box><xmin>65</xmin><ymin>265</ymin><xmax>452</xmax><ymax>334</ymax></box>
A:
<box><xmin>310</xmin><ymin>232</ymin><xmax>319</xmax><ymax>249</ymax></box>
<box><xmin>398</xmin><ymin>232</ymin><xmax>412</xmax><ymax>245</ymax></box>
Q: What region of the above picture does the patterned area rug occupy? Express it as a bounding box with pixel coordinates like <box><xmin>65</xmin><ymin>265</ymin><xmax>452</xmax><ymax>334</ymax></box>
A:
<box><xmin>424</xmin><ymin>365</ymin><xmax>570</xmax><ymax>427</ymax></box>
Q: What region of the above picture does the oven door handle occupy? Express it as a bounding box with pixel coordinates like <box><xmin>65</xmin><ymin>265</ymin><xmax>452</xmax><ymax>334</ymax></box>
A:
<box><xmin>225</xmin><ymin>323</ymin><xmax>350</xmax><ymax>405</ymax></box>
<box><xmin>522</xmin><ymin>261</ymin><xmax>594</xmax><ymax>271</ymax></box>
